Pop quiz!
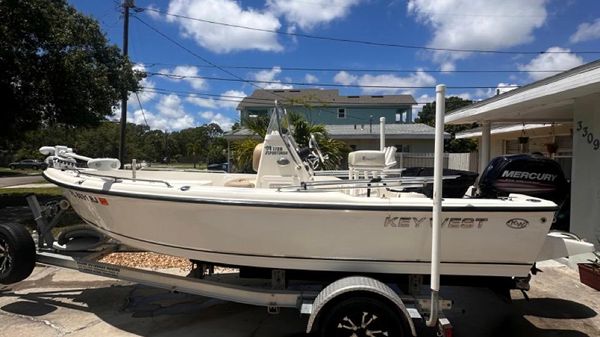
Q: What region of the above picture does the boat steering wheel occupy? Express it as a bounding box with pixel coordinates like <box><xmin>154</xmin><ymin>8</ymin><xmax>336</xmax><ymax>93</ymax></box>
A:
<box><xmin>309</xmin><ymin>134</ymin><xmax>326</xmax><ymax>163</ymax></box>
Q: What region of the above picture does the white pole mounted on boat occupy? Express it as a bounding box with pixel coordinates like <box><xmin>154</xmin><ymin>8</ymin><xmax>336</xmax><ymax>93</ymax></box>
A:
<box><xmin>426</xmin><ymin>84</ymin><xmax>445</xmax><ymax>327</ymax></box>
<box><xmin>379</xmin><ymin>117</ymin><xmax>385</xmax><ymax>151</ymax></box>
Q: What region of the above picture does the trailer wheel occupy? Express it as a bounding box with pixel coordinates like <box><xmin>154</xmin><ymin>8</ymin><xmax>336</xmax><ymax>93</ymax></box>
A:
<box><xmin>319</xmin><ymin>296</ymin><xmax>409</xmax><ymax>337</ymax></box>
<box><xmin>0</xmin><ymin>223</ymin><xmax>36</xmax><ymax>284</ymax></box>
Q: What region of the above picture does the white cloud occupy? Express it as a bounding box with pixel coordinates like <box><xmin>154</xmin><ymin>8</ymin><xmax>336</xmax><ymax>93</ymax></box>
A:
<box><xmin>186</xmin><ymin>90</ymin><xmax>247</xmax><ymax>109</ymax></box>
<box><xmin>218</xmin><ymin>90</ymin><xmax>247</xmax><ymax>109</ymax></box>
<box><xmin>518</xmin><ymin>47</ymin><xmax>584</xmax><ymax>81</ymax></box>
<box><xmin>130</xmin><ymin>109</ymin><xmax>195</xmax><ymax>131</ymax></box>
<box><xmin>132</xmin><ymin>64</ymin><xmax>157</xmax><ymax>104</ymax></box>
<box><xmin>407</xmin><ymin>0</ymin><xmax>548</xmax><ymax>69</ymax></box>
<box><xmin>267</xmin><ymin>0</ymin><xmax>361</xmax><ymax>30</ymax></box>
<box><xmin>166</xmin><ymin>0</ymin><xmax>283</xmax><ymax>53</ymax></box>
<box><xmin>333</xmin><ymin>71</ymin><xmax>358</xmax><ymax>86</ymax></box>
<box><xmin>129</xmin><ymin>94</ymin><xmax>196</xmax><ymax>131</ymax></box>
<box><xmin>146</xmin><ymin>4</ymin><xmax>162</xmax><ymax>20</ymax></box>
<box><xmin>495</xmin><ymin>83</ymin><xmax>518</xmax><ymax>95</ymax></box>
<box><xmin>252</xmin><ymin>66</ymin><xmax>293</xmax><ymax>89</ymax></box>
<box><xmin>158</xmin><ymin>65</ymin><xmax>206</xmax><ymax>90</ymax></box>
<box><xmin>199</xmin><ymin>111</ymin><xmax>234</xmax><ymax>130</ymax></box>
<box><xmin>334</xmin><ymin>70</ymin><xmax>436</xmax><ymax>95</ymax></box>
<box><xmin>113</xmin><ymin>93</ymin><xmax>198</xmax><ymax>131</ymax></box>
<box><xmin>304</xmin><ymin>73</ymin><xmax>319</xmax><ymax>84</ymax></box>
<box><xmin>186</xmin><ymin>95</ymin><xmax>218</xmax><ymax>109</ymax></box>
<box><xmin>412</xmin><ymin>93</ymin><xmax>433</xmax><ymax>117</ymax></box>
<box><xmin>570</xmin><ymin>18</ymin><xmax>600</xmax><ymax>43</ymax></box>
<box><xmin>156</xmin><ymin>94</ymin><xmax>186</xmax><ymax>118</ymax></box>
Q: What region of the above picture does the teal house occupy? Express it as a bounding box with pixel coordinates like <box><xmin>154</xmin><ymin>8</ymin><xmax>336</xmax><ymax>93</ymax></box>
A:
<box><xmin>237</xmin><ymin>89</ymin><xmax>416</xmax><ymax>126</ymax></box>
<box><xmin>230</xmin><ymin>89</ymin><xmax>442</xmax><ymax>154</ymax></box>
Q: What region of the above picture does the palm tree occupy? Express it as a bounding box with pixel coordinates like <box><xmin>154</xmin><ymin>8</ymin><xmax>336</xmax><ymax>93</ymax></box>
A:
<box><xmin>231</xmin><ymin>112</ymin><xmax>348</xmax><ymax>172</ymax></box>
<box><xmin>186</xmin><ymin>141</ymin><xmax>202</xmax><ymax>168</ymax></box>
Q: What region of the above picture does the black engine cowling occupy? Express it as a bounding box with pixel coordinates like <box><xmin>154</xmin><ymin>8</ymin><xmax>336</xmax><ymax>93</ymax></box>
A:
<box><xmin>476</xmin><ymin>154</ymin><xmax>570</xmax><ymax>230</ymax></box>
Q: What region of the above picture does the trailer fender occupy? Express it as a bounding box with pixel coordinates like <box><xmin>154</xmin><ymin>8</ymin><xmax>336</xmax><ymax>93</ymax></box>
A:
<box><xmin>306</xmin><ymin>276</ymin><xmax>416</xmax><ymax>336</ymax></box>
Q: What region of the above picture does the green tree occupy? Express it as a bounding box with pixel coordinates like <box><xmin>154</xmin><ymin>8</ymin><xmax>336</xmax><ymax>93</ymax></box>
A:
<box><xmin>0</xmin><ymin>0</ymin><xmax>141</xmax><ymax>148</ymax></box>
<box><xmin>232</xmin><ymin>113</ymin><xmax>348</xmax><ymax>173</ymax></box>
<box><xmin>415</xmin><ymin>96</ymin><xmax>478</xmax><ymax>153</ymax></box>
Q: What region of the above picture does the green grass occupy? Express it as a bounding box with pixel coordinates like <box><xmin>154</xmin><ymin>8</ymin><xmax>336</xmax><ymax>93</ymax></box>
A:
<box><xmin>0</xmin><ymin>186</ymin><xmax>83</xmax><ymax>228</ymax></box>
<box><xmin>0</xmin><ymin>167</ymin><xmax>43</xmax><ymax>177</ymax></box>
<box><xmin>0</xmin><ymin>187</ymin><xmax>63</xmax><ymax>208</ymax></box>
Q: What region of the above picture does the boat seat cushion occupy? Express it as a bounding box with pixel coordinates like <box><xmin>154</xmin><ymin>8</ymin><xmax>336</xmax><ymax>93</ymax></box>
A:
<box><xmin>224</xmin><ymin>178</ymin><xmax>255</xmax><ymax>188</ymax></box>
<box><xmin>348</xmin><ymin>150</ymin><xmax>386</xmax><ymax>168</ymax></box>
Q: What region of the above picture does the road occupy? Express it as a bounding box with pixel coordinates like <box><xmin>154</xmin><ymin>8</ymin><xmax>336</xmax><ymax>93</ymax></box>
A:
<box><xmin>0</xmin><ymin>175</ymin><xmax>44</xmax><ymax>188</ymax></box>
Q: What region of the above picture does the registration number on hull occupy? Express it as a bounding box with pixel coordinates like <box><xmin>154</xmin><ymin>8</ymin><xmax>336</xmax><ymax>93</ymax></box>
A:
<box><xmin>68</xmin><ymin>190</ymin><xmax>109</xmax><ymax>206</ymax></box>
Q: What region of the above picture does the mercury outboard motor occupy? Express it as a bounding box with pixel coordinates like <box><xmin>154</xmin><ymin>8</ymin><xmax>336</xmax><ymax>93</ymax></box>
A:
<box><xmin>476</xmin><ymin>154</ymin><xmax>570</xmax><ymax>230</ymax></box>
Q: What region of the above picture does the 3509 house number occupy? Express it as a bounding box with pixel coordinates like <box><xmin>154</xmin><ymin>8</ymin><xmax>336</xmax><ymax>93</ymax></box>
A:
<box><xmin>576</xmin><ymin>121</ymin><xmax>600</xmax><ymax>151</ymax></box>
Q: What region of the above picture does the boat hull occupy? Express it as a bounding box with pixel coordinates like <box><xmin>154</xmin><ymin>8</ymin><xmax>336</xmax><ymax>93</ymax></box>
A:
<box><xmin>60</xmin><ymin>186</ymin><xmax>553</xmax><ymax>278</ymax></box>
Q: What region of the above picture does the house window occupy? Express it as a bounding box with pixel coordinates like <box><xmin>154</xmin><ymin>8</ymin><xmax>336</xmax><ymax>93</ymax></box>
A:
<box><xmin>337</xmin><ymin>108</ymin><xmax>346</xmax><ymax>119</ymax></box>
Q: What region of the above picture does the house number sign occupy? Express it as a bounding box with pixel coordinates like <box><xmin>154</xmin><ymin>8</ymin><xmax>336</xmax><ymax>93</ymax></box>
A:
<box><xmin>576</xmin><ymin>121</ymin><xmax>600</xmax><ymax>151</ymax></box>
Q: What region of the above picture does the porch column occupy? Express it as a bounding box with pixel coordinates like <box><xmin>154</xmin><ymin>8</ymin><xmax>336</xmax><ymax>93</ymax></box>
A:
<box><xmin>479</xmin><ymin>121</ymin><xmax>491</xmax><ymax>174</ymax></box>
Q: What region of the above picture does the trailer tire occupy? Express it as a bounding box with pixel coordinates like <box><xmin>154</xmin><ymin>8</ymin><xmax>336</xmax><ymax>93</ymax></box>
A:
<box><xmin>0</xmin><ymin>223</ymin><xmax>36</xmax><ymax>284</ymax></box>
<box><xmin>319</xmin><ymin>295</ymin><xmax>409</xmax><ymax>337</ymax></box>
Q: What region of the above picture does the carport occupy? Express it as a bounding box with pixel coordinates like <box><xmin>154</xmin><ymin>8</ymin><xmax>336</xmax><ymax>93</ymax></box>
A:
<box><xmin>445</xmin><ymin>59</ymin><xmax>600</xmax><ymax>248</ymax></box>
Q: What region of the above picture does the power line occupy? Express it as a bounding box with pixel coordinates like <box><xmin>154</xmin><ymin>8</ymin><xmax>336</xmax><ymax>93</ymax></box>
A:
<box><xmin>138</xmin><ymin>61</ymin><xmax>568</xmax><ymax>74</ymax></box>
<box><xmin>132</xmin><ymin>14</ymin><xmax>292</xmax><ymax>103</ymax></box>
<box><xmin>146</xmin><ymin>71</ymin><xmax>519</xmax><ymax>89</ymax></box>
<box><xmin>136</xmin><ymin>6</ymin><xmax>600</xmax><ymax>55</ymax></box>
<box><xmin>134</xmin><ymin>91</ymin><xmax>149</xmax><ymax>128</ymax></box>
<box><xmin>141</xmin><ymin>87</ymin><xmax>466</xmax><ymax>106</ymax></box>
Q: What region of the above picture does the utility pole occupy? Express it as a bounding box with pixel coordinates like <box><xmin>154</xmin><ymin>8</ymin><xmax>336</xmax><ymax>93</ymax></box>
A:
<box><xmin>119</xmin><ymin>0</ymin><xmax>134</xmax><ymax>164</ymax></box>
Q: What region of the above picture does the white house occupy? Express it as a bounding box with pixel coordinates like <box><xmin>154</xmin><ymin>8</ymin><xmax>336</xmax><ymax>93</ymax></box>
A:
<box><xmin>445</xmin><ymin>59</ymin><xmax>600</xmax><ymax>248</ymax></box>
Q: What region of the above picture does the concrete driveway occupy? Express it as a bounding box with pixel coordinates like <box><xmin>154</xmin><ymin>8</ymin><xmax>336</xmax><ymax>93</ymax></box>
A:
<box><xmin>0</xmin><ymin>264</ymin><xmax>598</xmax><ymax>337</ymax></box>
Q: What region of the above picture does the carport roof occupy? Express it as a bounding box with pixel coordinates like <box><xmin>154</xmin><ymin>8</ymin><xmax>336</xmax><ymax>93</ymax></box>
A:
<box><xmin>445</xmin><ymin>59</ymin><xmax>600</xmax><ymax>124</ymax></box>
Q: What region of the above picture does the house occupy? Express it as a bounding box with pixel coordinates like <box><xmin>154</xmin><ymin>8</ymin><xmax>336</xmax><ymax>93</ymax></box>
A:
<box><xmin>445</xmin><ymin>59</ymin><xmax>600</xmax><ymax>250</ymax></box>
<box><xmin>455</xmin><ymin>123</ymin><xmax>573</xmax><ymax>176</ymax></box>
<box><xmin>237</xmin><ymin>89</ymin><xmax>416</xmax><ymax>126</ymax></box>
<box><xmin>231</xmin><ymin>89</ymin><xmax>440</xmax><ymax>152</ymax></box>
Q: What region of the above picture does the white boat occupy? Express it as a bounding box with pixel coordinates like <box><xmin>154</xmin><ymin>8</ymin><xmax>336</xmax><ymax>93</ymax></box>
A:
<box><xmin>40</xmin><ymin>104</ymin><xmax>593</xmax><ymax>279</ymax></box>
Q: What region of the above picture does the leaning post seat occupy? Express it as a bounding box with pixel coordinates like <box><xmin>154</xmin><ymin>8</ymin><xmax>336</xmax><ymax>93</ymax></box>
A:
<box><xmin>347</xmin><ymin>146</ymin><xmax>397</xmax><ymax>180</ymax></box>
<box><xmin>347</xmin><ymin>150</ymin><xmax>387</xmax><ymax>180</ymax></box>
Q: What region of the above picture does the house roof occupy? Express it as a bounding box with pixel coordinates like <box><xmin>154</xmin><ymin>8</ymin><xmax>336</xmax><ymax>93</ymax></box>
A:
<box><xmin>237</xmin><ymin>89</ymin><xmax>416</xmax><ymax>110</ymax></box>
<box><xmin>223</xmin><ymin>123</ymin><xmax>448</xmax><ymax>141</ymax></box>
<box><xmin>444</xmin><ymin>59</ymin><xmax>600</xmax><ymax>124</ymax></box>
<box><xmin>454</xmin><ymin>123</ymin><xmax>571</xmax><ymax>139</ymax></box>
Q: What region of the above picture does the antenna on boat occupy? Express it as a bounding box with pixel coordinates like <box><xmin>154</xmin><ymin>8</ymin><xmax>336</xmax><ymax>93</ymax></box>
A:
<box><xmin>426</xmin><ymin>84</ymin><xmax>445</xmax><ymax>327</ymax></box>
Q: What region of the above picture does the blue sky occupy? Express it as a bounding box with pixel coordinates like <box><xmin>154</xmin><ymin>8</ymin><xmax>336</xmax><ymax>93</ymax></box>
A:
<box><xmin>69</xmin><ymin>0</ymin><xmax>600</xmax><ymax>131</ymax></box>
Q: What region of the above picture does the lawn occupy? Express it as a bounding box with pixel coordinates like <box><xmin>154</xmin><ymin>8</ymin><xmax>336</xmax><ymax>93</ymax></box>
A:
<box><xmin>0</xmin><ymin>186</ymin><xmax>63</xmax><ymax>207</ymax></box>
<box><xmin>0</xmin><ymin>186</ymin><xmax>83</xmax><ymax>229</ymax></box>
<box><xmin>0</xmin><ymin>167</ymin><xmax>43</xmax><ymax>177</ymax></box>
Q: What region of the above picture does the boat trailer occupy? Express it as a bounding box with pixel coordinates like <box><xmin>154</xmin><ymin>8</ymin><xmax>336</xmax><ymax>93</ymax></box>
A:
<box><xmin>1</xmin><ymin>85</ymin><xmax>457</xmax><ymax>336</ymax></box>
<box><xmin>0</xmin><ymin>193</ymin><xmax>455</xmax><ymax>337</ymax></box>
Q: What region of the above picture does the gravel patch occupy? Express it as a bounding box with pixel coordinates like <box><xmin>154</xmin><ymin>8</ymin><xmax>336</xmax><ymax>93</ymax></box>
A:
<box><xmin>99</xmin><ymin>252</ymin><xmax>192</xmax><ymax>271</ymax></box>
<box><xmin>98</xmin><ymin>252</ymin><xmax>239</xmax><ymax>274</ymax></box>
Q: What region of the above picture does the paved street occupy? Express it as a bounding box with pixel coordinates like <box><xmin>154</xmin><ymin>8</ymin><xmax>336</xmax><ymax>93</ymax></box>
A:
<box><xmin>0</xmin><ymin>264</ymin><xmax>598</xmax><ymax>337</ymax></box>
<box><xmin>0</xmin><ymin>175</ymin><xmax>44</xmax><ymax>188</ymax></box>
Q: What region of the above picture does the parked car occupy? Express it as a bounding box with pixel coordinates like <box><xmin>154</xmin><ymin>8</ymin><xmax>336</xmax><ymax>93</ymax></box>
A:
<box><xmin>8</xmin><ymin>159</ymin><xmax>47</xmax><ymax>170</ymax></box>
<box><xmin>207</xmin><ymin>162</ymin><xmax>228</xmax><ymax>172</ymax></box>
